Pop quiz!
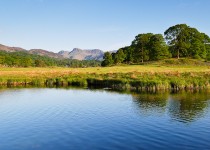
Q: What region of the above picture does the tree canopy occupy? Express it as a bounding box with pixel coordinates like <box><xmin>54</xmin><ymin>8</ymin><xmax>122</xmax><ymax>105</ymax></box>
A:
<box><xmin>132</xmin><ymin>33</ymin><xmax>153</xmax><ymax>62</ymax></box>
<box><xmin>102</xmin><ymin>24</ymin><xmax>210</xmax><ymax>66</ymax></box>
<box><xmin>101</xmin><ymin>52</ymin><xmax>113</xmax><ymax>66</ymax></box>
<box><xmin>164</xmin><ymin>24</ymin><xmax>210</xmax><ymax>59</ymax></box>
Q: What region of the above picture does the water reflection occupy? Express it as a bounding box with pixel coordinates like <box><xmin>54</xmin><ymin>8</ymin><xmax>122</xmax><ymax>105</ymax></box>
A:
<box><xmin>168</xmin><ymin>91</ymin><xmax>210</xmax><ymax>123</ymax></box>
<box><xmin>132</xmin><ymin>91</ymin><xmax>210</xmax><ymax>123</ymax></box>
<box><xmin>0</xmin><ymin>86</ymin><xmax>210</xmax><ymax>124</ymax></box>
<box><xmin>0</xmin><ymin>87</ymin><xmax>210</xmax><ymax>149</ymax></box>
<box><xmin>132</xmin><ymin>92</ymin><xmax>168</xmax><ymax>116</ymax></box>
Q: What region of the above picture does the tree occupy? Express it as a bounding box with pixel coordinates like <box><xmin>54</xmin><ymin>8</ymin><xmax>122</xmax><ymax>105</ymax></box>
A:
<box><xmin>206</xmin><ymin>44</ymin><xmax>210</xmax><ymax>61</ymax></box>
<box><xmin>189</xmin><ymin>39</ymin><xmax>205</xmax><ymax>59</ymax></box>
<box><xmin>202</xmin><ymin>33</ymin><xmax>210</xmax><ymax>61</ymax></box>
<box><xmin>113</xmin><ymin>49</ymin><xmax>126</xmax><ymax>64</ymax></box>
<box><xmin>164</xmin><ymin>24</ymin><xmax>190</xmax><ymax>59</ymax></box>
<box><xmin>164</xmin><ymin>24</ymin><xmax>210</xmax><ymax>59</ymax></box>
<box><xmin>148</xmin><ymin>34</ymin><xmax>171</xmax><ymax>60</ymax></box>
<box><xmin>132</xmin><ymin>33</ymin><xmax>153</xmax><ymax>63</ymax></box>
<box><xmin>22</xmin><ymin>57</ymin><xmax>33</xmax><ymax>67</ymax></box>
<box><xmin>187</xmin><ymin>28</ymin><xmax>207</xmax><ymax>59</ymax></box>
<box><xmin>115</xmin><ymin>46</ymin><xmax>135</xmax><ymax>63</ymax></box>
<box><xmin>101</xmin><ymin>52</ymin><xmax>114</xmax><ymax>66</ymax></box>
<box><xmin>124</xmin><ymin>46</ymin><xmax>135</xmax><ymax>63</ymax></box>
<box><xmin>35</xmin><ymin>59</ymin><xmax>46</xmax><ymax>67</ymax></box>
<box><xmin>0</xmin><ymin>56</ymin><xmax>5</xmax><ymax>64</ymax></box>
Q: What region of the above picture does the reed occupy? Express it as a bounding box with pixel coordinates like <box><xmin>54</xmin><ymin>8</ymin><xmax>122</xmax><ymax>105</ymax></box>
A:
<box><xmin>0</xmin><ymin>64</ymin><xmax>210</xmax><ymax>90</ymax></box>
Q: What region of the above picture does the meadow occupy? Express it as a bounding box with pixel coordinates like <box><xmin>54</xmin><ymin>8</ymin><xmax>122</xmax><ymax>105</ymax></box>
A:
<box><xmin>1</xmin><ymin>61</ymin><xmax>210</xmax><ymax>91</ymax></box>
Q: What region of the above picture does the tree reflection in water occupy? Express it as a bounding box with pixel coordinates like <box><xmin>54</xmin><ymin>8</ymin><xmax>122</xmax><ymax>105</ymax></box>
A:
<box><xmin>132</xmin><ymin>91</ymin><xmax>210</xmax><ymax>123</ymax></box>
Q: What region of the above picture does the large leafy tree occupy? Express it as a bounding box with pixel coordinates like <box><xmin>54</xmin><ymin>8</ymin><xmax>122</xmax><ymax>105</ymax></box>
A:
<box><xmin>120</xmin><ymin>46</ymin><xmax>135</xmax><ymax>63</ymax></box>
<box><xmin>131</xmin><ymin>33</ymin><xmax>153</xmax><ymax>63</ymax></box>
<box><xmin>101</xmin><ymin>52</ymin><xmax>113</xmax><ymax>66</ymax></box>
<box><xmin>201</xmin><ymin>33</ymin><xmax>210</xmax><ymax>61</ymax></box>
<box><xmin>188</xmin><ymin>28</ymin><xmax>207</xmax><ymax>59</ymax></box>
<box><xmin>205</xmin><ymin>43</ymin><xmax>210</xmax><ymax>61</ymax></box>
<box><xmin>148</xmin><ymin>34</ymin><xmax>171</xmax><ymax>60</ymax></box>
<box><xmin>164</xmin><ymin>24</ymin><xmax>190</xmax><ymax>59</ymax></box>
<box><xmin>164</xmin><ymin>24</ymin><xmax>210</xmax><ymax>59</ymax></box>
<box><xmin>113</xmin><ymin>49</ymin><xmax>126</xmax><ymax>64</ymax></box>
<box><xmin>101</xmin><ymin>24</ymin><xmax>210</xmax><ymax>67</ymax></box>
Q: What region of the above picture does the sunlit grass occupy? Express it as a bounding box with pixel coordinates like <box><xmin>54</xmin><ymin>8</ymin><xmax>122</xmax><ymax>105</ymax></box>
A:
<box><xmin>0</xmin><ymin>64</ymin><xmax>210</xmax><ymax>90</ymax></box>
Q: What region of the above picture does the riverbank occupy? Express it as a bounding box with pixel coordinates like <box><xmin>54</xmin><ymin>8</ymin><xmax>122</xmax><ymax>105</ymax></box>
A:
<box><xmin>0</xmin><ymin>64</ymin><xmax>210</xmax><ymax>91</ymax></box>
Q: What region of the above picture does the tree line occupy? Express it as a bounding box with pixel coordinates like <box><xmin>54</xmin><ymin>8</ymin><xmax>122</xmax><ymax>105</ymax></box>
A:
<box><xmin>0</xmin><ymin>51</ymin><xmax>101</xmax><ymax>67</ymax></box>
<box><xmin>102</xmin><ymin>24</ymin><xmax>210</xmax><ymax>66</ymax></box>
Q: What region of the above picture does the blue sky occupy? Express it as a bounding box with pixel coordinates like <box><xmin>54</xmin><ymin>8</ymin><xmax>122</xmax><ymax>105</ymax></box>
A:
<box><xmin>0</xmin><ymin>0</ymin><xmax>209</xmax><ymax>52</ymax></box>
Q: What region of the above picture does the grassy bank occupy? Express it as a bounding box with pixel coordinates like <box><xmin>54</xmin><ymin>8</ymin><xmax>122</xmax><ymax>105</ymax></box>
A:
<box><xmin>0</xmin><ymin>63</ymin><xmax>210</xmax><ymax>91</ymax></box>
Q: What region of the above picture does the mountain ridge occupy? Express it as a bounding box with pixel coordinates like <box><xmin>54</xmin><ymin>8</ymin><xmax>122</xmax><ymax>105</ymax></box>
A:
<box><xmin>61</xmin><ymin>48</ymin><xmax>104</xmax><ymax>60</ymax></box>
<box><xmin>0</xmin><ymin>44</ymin><xmax>108</xmax><ymax>61</ymax></box>
<box><xmin>0</xmin><ymin>44</ymin><xmax>27</xmax><ymax>52</ymax></box>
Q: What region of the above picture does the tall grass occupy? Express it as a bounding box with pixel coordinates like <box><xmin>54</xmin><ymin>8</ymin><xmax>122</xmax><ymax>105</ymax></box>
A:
<box><xmin>0</xmin><ymin>64</ymin><xmax>210</xmax><ymax>91</ymax></box>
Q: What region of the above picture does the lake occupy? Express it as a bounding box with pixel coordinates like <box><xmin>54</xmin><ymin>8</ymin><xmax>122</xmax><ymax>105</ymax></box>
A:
<box><xmin>0</xmin><ymin>88</ymin><xmax>210</xmax><ymax>150</ymax></box>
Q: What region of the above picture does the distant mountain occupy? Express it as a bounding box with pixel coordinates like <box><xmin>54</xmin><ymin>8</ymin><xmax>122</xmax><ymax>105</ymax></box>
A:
<box><xmin>29</xmin><ymin>49</ymin><xmax>63</xmax><ymax>59</ymax></box>
<box><xmin>58</xmin><ymin>50</ymin><xmax>70</xmax><ymax>58</ymax></box>
<box><xmin>58</xmin><ymin>48</ymin><xmax>104</xmax><ymax>61</ymax></box>
<box><xmin>0</xmin><ymin>44</ymin><xmax>26</xmax><ymax>52</ymax></box>
<box><xmin>0</xmin><ymin>44</ymin><xmax>116</xmax><ymax>61</ymax></box>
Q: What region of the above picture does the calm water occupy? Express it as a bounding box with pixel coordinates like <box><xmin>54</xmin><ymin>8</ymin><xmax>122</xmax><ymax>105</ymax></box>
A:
<box><xmin>0</xmin><ymin>88</ymin><xmax>210</xmax><ymax>150</ymax></box>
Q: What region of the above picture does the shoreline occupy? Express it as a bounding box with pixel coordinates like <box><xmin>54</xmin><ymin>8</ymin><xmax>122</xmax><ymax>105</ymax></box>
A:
<box><xmin>0</xmin><ymin>65</ymin><xmax>210</xmax><ymax>91</ymax></box>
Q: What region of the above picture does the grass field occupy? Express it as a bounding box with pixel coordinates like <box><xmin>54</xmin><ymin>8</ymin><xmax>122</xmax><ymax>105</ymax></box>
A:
<box><xmin>0</xmin><ymin>64</ymin><xmax>209</xmax><ymax>76</ymax></box>
<box><xmin>0</xmin><ymin>63</ymin><xmax>210</xmax><ymax>90</ymax></box>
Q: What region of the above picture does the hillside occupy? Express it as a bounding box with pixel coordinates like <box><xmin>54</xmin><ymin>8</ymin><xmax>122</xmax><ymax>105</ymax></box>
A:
<box><xmin>0</xmin><ymin>44</ymin><xmax>105</xmax><ymax>61</ymax></box>
<box><xmin>29</xmin><ymin>49</ymin><xmax>63</xmax><ymax>59</ymax></box>
<box><xmin>0</xmin><ymin>44</ymin><xmax>26</xmax><ymax>52</ymax></box>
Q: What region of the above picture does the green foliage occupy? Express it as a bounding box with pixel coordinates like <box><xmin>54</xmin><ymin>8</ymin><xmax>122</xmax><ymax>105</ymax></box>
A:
<box><xmin>132</xmin><ymin>33</ymin><xmax>153</xmax><ymax>63</ymax></box>
<box><xmin>206</xmin><ymin>44</ymin><xmax>210</xmax><ymax>61</ymax></box>
<box><xmin>35</xmin><ymin>59</ymin><xmax>46</xmax><ymax>67</ymax></box>
<box><xmin>164</xmin><ymin>24</ymin><xmax>210</xmax><ymax>59</ymax></box>
<box><xmin>101</xmin><ymin>52</ymin><xmax>113</xmax><ymax>66</ymax></box>
<box><xmin>164</xmin><ymin>24</ymin><xmax>189</xmax><ymax>58</ymax></box>
<box><xmin>148</xmin><ymin>34</ymin><xmax>171</xmax><ymax>60</ymax></box>
<box><xmin>101</xmin><ymin>23</ymin><xmax>210</xmax><ymax>66</ymax></box>
<box><xmin>102</xmin><ymin>33</ymin><xmax>171</xmax><ymax>66</ymax></box>
<box><xmin>118</xmin><ymin>46</ymin><xmax>135</xmax><ymax>63</ymax></box>
<box><xmin>0</xmin><ymin>51</ymin><xmax>101</xmax><ymax>67</ymax></box>
<box><xmin>204</xmin><ymin>36</ymin><xmax>210</xmax><ymax>61</ymax></box>
<box><xmin>113</xmin><ymin>49</ymin><xmax>126</xmax><ymax>64</ymax></box>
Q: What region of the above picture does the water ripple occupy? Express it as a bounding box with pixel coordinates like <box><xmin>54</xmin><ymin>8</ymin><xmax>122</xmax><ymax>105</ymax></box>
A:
<box><xmin>0</xmin><ymin>89</ymin><xmax>210</xmax><ymax>149</ymax></box>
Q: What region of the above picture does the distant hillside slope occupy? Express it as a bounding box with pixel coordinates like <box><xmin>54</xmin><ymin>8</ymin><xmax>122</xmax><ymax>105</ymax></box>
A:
<box><xmin>0</xmin><ymin>44</ymin><xmax>26</xmax><ymax>52</ymax></box>
<box><xmin>0</xmin><ymin>44</ymin><xmax>108</xmax><ymax>61</ymax></box>
<box><xmin>29</xmin><ymin>49</ymin><xmax>63</xmax><ymax>59</ymax></box>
